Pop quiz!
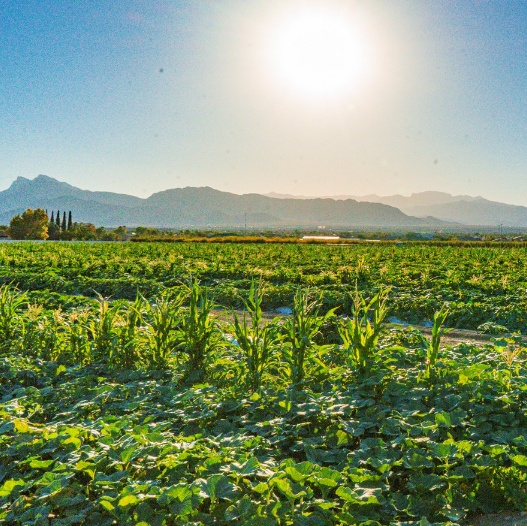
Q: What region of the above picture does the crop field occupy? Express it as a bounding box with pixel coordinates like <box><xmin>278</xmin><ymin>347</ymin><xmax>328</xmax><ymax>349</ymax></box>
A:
<box><xmin>0</xmin><ymin>242</ymin><xmax>527</xmax><ymax>332</ymax></box>
<box><xmin>2</xmin><ymin>242</ymin><xmax>527</xmax><ymax>525</ymax></box>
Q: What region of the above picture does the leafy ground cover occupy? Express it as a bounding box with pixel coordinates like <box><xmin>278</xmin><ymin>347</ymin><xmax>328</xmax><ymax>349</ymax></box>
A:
<box><xmin>1</xmin><ymin>276</ymin><xmax>527</xmax><ymax>525</ymax></box>
<box><xmin>0</xmin><ymin>242</ymin><xmax>527</xmax><ymax>332</ymax></box>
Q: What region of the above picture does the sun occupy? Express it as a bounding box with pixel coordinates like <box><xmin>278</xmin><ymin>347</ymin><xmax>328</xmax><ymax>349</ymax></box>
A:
<box><xmin>267</xmin><ymin>8</ymin><xmax>371</xmax><ymax>101</ymax></box>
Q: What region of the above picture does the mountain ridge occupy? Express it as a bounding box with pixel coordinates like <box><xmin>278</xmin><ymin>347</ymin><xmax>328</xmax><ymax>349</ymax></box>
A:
<box><xmin>265</xmin><ymin>190</ymin><xmax>527</xmax><ymax>227</ymax></box>
<box><xmin>3</xmin><ymin>175</ymin><xmax>527</xmax><ymax>228</ymax></box>
<box><xmin>0</xmin><ymin>175</ymin><xmax>444</xmax><ymax>228</ymax></box>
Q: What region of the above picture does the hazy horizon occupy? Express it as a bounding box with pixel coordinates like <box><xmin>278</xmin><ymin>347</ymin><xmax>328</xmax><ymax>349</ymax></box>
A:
<box><xmin>0</xmin><ymin>174</ymin><xmax>516</xmax><ymax>208</ymax></box>
<box><xmin>2</xmin><ymin>1</ymin><xmax>527</xmax><ymax>205</ymax></box>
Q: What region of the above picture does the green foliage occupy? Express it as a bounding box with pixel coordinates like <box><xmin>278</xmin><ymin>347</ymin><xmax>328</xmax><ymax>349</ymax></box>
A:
<box><xmin>143</xmin><ymin>291</ymin><xmax>184</xmax><ymax>367</ymax></box>
<box><xmin>0</xmin><ymin>242</ymin><xmax>525</xmax><ymax>332</ymax></box>
<box><xmin>339</xmin><ymin>288</ymin><xmax>389</xmax><ymax>372</ymax></box>
<box><xmin>232</xmin><ymin>280</ymin><xmax>278</xmax><ymax>391</ymax></box>
<box><xmin>0</xmin><ymin>285</ymin><xmax>27</xmax><ymax>345</ymax></box>
<box><xmin>2</xmin><ymin>241</ymin><xmax>527</xmax><ymax>523</ymax></box>
<box><xmin>177</xmin><ymin>280</ymin><xmax>221</xmax><ymax>376</ymax></box>
<box><xmin>88</xmin><ymin>296</ymin><xmax>120</xmax><ymax>360</ymax></box>
<box><xmin>426</xmin><ymin>308</ymin><xmax>450</xmax><ymax>377</ymax></box>
<box><xmin>2</xmin><ymin>322</ymin><xmax>527</xmax><ymax>524</ymax></box>
<box><xmin>47</xmin><ymin>220</ymin><xmax>61</xmax><ymax>240</ymax></box>
<box><xmin>478</xmin><ymin>321</ymin><xmax>509</xmax><ymax>335</ymax></box>
<box><xmin>113</xmin><ymin>295</ymin><xmax>145</xmax><ymax>368</ymax></box>
<box><xmin>8</xmin><ymin>208</ymin><xmax>49</xmax><ymax>240</ymax></box>
<box><xmin>282</xmin><ymin>290</ymin><xmax>334</xmax><ymax>386</ymax></box>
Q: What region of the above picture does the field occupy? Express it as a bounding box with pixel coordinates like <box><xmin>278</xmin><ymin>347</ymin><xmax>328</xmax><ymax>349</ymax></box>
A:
<box><xmin>1</xmin><ymin>242</ymin><xmax>527</xmax><ymax>333</ymax></box>
<box><xmin>2</xmin><ymin>242</ymin><xmax>527</xmax><ymax>525</ymax></box>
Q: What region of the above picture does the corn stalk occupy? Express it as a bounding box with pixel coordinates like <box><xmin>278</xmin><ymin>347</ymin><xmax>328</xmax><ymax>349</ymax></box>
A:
<box><xmin>339</xmin><ymin>288</ymin><xmax>389</xmax><ymax>373</ymax></box>
<box><xmin>426</xmin><ymin>308</ymin><xmax>449</xmax><ymax>377</ymax></box>
<box><xmin>282</xmin><ymin>290</ymin><xmax>334</xmax><ymax>387</ymax></box>
<box><xmin>232</xmin><ymin>281</ymin><xmax>277</xmax><ymax>391</ymax></box>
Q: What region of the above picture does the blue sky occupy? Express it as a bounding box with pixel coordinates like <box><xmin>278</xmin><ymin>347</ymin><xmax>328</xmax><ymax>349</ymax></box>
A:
<box><xmin>1</xmin><ymin>0</ymin><xmax>527</xmax><ymax>204</ymax></box>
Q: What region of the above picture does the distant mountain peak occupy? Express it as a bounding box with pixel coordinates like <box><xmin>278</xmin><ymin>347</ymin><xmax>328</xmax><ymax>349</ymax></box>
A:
<box><xmin>1</xmin><ymin>175</ymin><xmax>524</xmax><ymax>228</ymax></box>
<box><xmin>0</xmin><ymin>174</ymin><xmax>446</xmax><ymax>228</ymax></box>
<box><xmin>11</xmin><ymin>176</ymin><xmax>30</xmax><ymax>187</ymax></box>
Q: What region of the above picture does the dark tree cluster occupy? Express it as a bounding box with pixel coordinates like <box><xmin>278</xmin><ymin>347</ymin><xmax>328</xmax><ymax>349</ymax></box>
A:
<box><xmin>7</xmin><ymin>209</ymin><xmax>128</xmax><ymax>241</ymax></box>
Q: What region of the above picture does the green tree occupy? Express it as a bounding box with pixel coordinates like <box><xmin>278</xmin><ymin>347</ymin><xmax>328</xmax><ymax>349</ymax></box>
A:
<box><xmin>47</xmin><ymin>221</ymin><xmax>61</xmax><ymax>240</ymax></box>
<box><xmin>67</xmin><ymin>211</ymin><xmax>73</xmax><ymax>230</ymax></box>
<box><xmin>72</xmin><ymin>223</ymin><xmax>97</xmax><ymax>240</ymax></box>
<box><xmin>8</xmin><ymin>209</ymin><xmax>49</xmax><ymax>240</ymax></box>
<box><xmin>61</xmin><ymin>212</ymin><xmax>67</xmax><ymax>232</ymax></box>
<box><xmin>55</xmin><ymin>210</ymin><xmax>61</xmax><ymax>227</ymax></box>
<box><xmin>114</xmin><ymin>226</ymin><xmax>127</xmax><ymax>240</ymax></box>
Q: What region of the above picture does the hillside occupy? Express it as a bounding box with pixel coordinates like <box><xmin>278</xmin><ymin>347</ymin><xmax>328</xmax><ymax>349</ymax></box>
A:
<box><xmin>267</xmin><ymin>190</ymin><xmax>527</xmax><ymax>227</ymax></box>
<box><xmin>405</xmin><ymin>198</ymin><xmax>527</xmax><ymax>227</ymax></box>
<box><xmin>0</xmin><ymin>175</ymin><xmax>444</xmax><ymax>228</ymax></box>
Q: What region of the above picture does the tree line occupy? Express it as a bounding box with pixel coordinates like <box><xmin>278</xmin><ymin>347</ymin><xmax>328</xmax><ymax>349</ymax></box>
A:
<box><xmin>5</xmin><ymin>208</ymin><xmax>128</xmax><ymax>241</ymax></box>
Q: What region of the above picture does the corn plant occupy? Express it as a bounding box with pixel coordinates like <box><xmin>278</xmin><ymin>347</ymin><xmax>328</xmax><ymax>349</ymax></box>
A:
<box><xmin>339</xmin><ymin>287</ymin><xmax>389</xmax><ymax>373</ymax></box>
<box><xmin>64</xmin><ymin>311</ymin><xmax>92</xmax><ymax>365</ymax></box>
<box><xmin>282</xmin><ymin>290</ymin><xmax>334</xmax><ymax>386</ymax></box>
<box><xmin>17</xmin><ymin>304</ymin><xmax>44</xmax><ymax>357</ymax></box>
<box><xmin>39</xmin><ymin>310</ymin><xmax>67</xmax><ymax>362</ymax></box>
<box><xmin>177</xmin><ymin>281</ymin><xmax>221</xmax><ymax>375</ymax></box>
<box><xmin>232</xmin><ymin>281</ymin><xmax>278</xmax><ymax>391</ymax></box>
<box><xmin>143</xmin><ymin>291</ymin><xmax>185</xmax><ymax>368</ymax></box>
<box><xmin>112</xmin><ymin>296</ymin><xmax>145</xmax><ymax>369</ymax></box>
<box><xmin>426</xmin><ymin>308</ymin><xmax>449</xmax><ymax>377</ymax></box>
<box><xmin>88</xmin><ymin>296</ymin><xmax>120</xmax><ymax>361</ymax></box>
<box><xmin>0</xmin><ymin>284</ymin><xmax>28</xmax><ymax>347</ymax></box>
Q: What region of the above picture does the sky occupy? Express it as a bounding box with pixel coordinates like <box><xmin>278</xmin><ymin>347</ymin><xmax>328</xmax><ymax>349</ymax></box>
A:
<box><xmin>1</xmin><ymin>0</ymin><xmax>527</xmax><ymax>204</ymax></box>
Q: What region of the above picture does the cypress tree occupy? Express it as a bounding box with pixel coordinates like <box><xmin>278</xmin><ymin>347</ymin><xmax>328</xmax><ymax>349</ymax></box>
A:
<box><xmin>50</xmin><ymin>211</ymin><xmax>54</xmax><ymax>223</ymax></box>
<box><xmin>68</xmin><ymin>211</ymin><xmax>73</xmax><ymax>230</ymax></box>
<box><xmin>55</xmin><ymin>211</ymin><xmax>61</xmax><ymax>227</ymax></box>
<box><xmin>61</xmin><ymin>212</ymin><xmax>67</xmax><ymax>232</ymax></box>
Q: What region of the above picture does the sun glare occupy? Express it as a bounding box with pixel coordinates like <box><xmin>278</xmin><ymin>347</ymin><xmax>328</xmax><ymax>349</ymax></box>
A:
<box><xmin>267</xmin><ymin>8</ymin><xmax>371</xmax><ymax>102</ymax></box>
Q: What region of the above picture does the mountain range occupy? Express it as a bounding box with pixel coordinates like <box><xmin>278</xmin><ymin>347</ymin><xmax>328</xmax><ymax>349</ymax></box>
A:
<box><xmin>266</xmin><ymin>191</ymin><xmax>527</xmax><ymax>228</ymax></box>
<box><xmin>0</xmin><ymin>175</ymin><xmax>526</xmax><ymax>228</ymax></box>
<box><xmin>0</xmin><ymin>175</ymin><xmax>443</xmax><ymax>229</ymax></box>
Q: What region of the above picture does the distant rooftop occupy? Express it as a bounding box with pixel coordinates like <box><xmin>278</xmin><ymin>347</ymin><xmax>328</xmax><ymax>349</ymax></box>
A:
<box><xmin>302</xmin><ymin>236</ymin><xmax>340</xmax><ymax>241</ymax></box>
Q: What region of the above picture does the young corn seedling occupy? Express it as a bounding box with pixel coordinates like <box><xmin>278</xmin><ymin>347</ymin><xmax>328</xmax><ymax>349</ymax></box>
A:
<box><xmin>282</xmin><ymin>290</ymin><xmax>334</xmax><ymax>387</ymax></box>
<box><xmin>426</xmin><ymin>307</ymin><xmax>449</xmax><ymax>377</ymax></box>
<box><xmin>177</xmin><ymin>280</ymin><xmax>221</xmax><ymax>377</ymax></box>
<box><xmin>143</xmin><ymin>291</ymin><xmax>185</xmax><ymax>368</ymax></box>
<box><xmin>339</xmin><ymin>287</ymin><xmax>389</xmax><ymax>373</ymax></box>
<box><xmin>232</xmin><ymin>281</ymin><xmax>277</xmax><ymax>391</ymax></box>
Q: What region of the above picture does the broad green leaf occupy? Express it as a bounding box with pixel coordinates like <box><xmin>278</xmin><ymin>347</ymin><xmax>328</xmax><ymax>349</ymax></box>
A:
<box><xmin>512</xmin><ymin>454</ymin><xmax>527</xmax><ymax>467</ymax></box>
<box><xmin>0</xmin><ymin>479</ymin><xmax>25</xmax><ymax>497</ymax></box>
<box><xmin>201</xmin><ymin>474</ymin><xmax>237</xmax><ymax>501</ymax></box>
<box><xmin>99</xmin><ymin>500</ymin><xmax>115</xmax><ymax>511</ymax></box>
<box><xmin>118</xmin><ymin>494</ymin><xmax>139</xmax><ymax>507</ymax></box>
<box><xmin>408</xmin><ymin>472</ymin><xmax>445</xmax><ymax>492</ymax></box>
<box><xmin>435</xmin><ymin>412</ymin><xmax>452</xmax><ymax>428</ymax></box>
